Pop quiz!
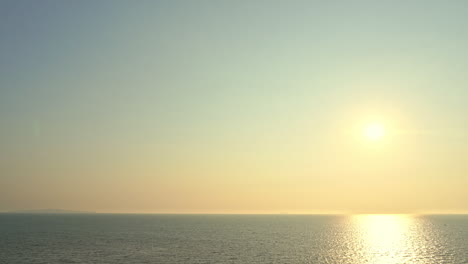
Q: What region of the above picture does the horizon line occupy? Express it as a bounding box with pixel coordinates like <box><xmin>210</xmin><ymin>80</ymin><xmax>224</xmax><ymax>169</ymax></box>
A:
<box><xmin>2</xmin><ymin>211</ymin><xmax>468</xmax><ymax>215</ymax></box>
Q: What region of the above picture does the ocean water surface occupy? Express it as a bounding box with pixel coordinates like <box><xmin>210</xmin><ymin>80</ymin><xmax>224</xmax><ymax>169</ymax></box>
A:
<box><xmin>0</xmin><ymin>214</ymin><xmax>467</xmax><ymax>263</ymax></box>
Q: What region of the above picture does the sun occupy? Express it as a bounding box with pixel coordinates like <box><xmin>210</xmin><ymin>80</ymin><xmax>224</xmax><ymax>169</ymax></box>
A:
<box><xmin>364</xmin><ymin>123</ymin><xmax>385</xmax><ymax>141</ymax></box>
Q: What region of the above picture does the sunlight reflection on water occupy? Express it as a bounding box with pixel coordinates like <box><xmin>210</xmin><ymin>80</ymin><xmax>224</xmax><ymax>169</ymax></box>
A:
<box><xmin>350</xmin><ymin>215</ymin><xmax>426</xmax><ymax>264</ymax></box>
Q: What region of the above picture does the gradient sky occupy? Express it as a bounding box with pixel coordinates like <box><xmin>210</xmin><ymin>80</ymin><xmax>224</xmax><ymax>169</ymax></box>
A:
<box><xmin>1</xmin><ymin>0</ymin><xmax>467</xmax><ymax>213</ymax></box>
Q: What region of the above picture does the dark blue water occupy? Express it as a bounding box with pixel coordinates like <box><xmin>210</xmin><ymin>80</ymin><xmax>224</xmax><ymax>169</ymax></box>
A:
<box><xmin>1</xmin><ymin>214</ymin><xmax>467</xmax><ymax>263</ymax></box>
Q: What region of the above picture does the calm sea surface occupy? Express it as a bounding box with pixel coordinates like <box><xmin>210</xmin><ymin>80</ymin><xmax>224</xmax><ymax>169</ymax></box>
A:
<box><xmin>0</xmin><ymin>214</ymin><xmax>467</xmax><ymax>264</ymax></box>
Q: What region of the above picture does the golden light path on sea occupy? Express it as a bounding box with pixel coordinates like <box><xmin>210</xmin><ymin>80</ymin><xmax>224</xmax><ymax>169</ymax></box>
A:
<box><xmin>350</xmin><ymin>215</ymin><xmax>425</xmax><ymax>264</ymax></box>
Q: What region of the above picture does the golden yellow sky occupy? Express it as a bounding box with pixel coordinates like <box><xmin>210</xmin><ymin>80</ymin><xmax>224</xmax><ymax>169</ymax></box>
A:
<box><xmin>1</xmin><ymin>1</ymin><xmax>468</xmax><ymax>213</ymax></box>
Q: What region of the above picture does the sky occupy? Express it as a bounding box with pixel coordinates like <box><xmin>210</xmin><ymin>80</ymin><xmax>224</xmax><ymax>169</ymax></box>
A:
<box><xmin>1</xmin><ymin>0</ymin><xmax>467</xmax><ymax>214</ymax></box>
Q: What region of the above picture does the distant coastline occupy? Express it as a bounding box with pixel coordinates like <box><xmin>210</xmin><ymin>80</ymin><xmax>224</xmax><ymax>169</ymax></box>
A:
<box><xmin>4</xmin><ymin>209</ymin><xmax>96</xmax><ymax>214</ymax></box>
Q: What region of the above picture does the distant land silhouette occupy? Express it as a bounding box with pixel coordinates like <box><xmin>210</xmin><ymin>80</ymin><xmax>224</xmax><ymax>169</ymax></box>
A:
<box><xmin>5</xmin><ymin>209</ymin><xmax>96</xmax><ymax>214</ymax></box>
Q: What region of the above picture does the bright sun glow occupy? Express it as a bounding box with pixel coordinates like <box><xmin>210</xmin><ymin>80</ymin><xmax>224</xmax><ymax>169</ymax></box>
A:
<box><xmin>364</xmin><ymin>123</ymin><xmax>385</xmax><ymax>141</ymax></box>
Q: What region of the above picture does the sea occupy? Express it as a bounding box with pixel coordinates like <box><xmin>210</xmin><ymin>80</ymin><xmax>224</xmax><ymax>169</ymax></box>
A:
<box><xmin>0</xmin><ymin>214</ymin><xmax>467</xmax><ymax>263</ymax></box>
